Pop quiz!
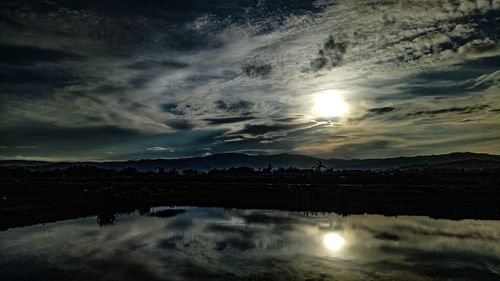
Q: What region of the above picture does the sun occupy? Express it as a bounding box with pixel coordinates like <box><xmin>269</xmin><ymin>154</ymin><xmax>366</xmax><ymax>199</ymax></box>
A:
<box><xmin>323</xmin><ymin>232</ymin><xmax>346</xmax><ymax>251</ymax></box>
<box><xmin>312</xmin><ymin>90</ymin><xmax>349</xmax><ymax>118</ymax></box>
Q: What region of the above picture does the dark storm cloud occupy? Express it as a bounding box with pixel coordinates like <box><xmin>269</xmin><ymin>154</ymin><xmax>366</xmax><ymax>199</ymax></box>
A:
<box><xmin>350</xmin><ymin>107</ymin><xmax>399</xmax><ymax>123</ymax></box>
<box><xmin>377</xmin><ymin>56</ymin><xmax>500</xmax><ymax>101</ymax></box>
<box><xmin>128</xmin><ymin>60</ymin><xmax>188</xmax><ymax>70</ymax></box>
<box><xmin>407</xmin><ymin>104</ymin><xmax>489</xmax><ymax>116</ymax></box>
<box><xmin>220</xmin><ymin>122</ymin><xmax>325</xmax><ymax>152</ymax></box>
<box><xmin>205</xmin><ymin>116</ymin><xmax>255</xmax><ymax>125</ymax></box>
<box><xmin>0</xmin><ymin>44</ymin><xmax>84</xmax><ymax>65</ymax></box>
<box><xmin>0</xmin><ymin>46</ymin><xmax>85</xmax><ymax>95</ymax></box>
<box><xmin>0</xmin><ymin>122</ymin><xmax>144</xmax><ymax>159</ymax></box>
<box><xmin>0</xmin><ymin>66</ymin><xmax>80</xmax><ymax>87</ymax></box>
<box><xmin>275</xmin><ymin>117</ymin><xmax>299</xmax><ymax>122</ymax></box>
<box><xmin>33</xmin><ymin>0</ymin><xmax>322</xmax><ymax>25</ymax></box>
<box><xmin>419</xmin><ymin>56</ymin><xmax>500</xmax><ymax>83</ymax></box>
<box><xmin>242</xmin><ymin>64</ymin><xmax>272</xmax><ymax>78</ymax></box>
<box><xmin>373</xmin><ymin>232</ymin><xmax>401</xmax><ymax>241</ymax></box>
<box><xmin>0</xmin><ymin>124</ymin><xmax>140</xmax><ymax>147</ymax></box>
<box><xmin>159</xmin><ymin>30</ymin><xmax>222</xmax><ymax>52</ymax></box>
<box><xmin>368</xmin><ymin>107</ymin><xmax>396</xmax><ymax>114</ymax></box>
<box><xmin>229</xmin><ymin>101</ymin><xmax>254</xmax><ymax>112</ymax></box>
<box><xmin>214</xmin><ymin>100</ymin><xmax>228</xmax><ymax>110</ymax></box>
<box><xmin>235</xmin><ymin>124</ymin><xmax>292</xmax><ymax>136</ymax></box>
<box><xmin>307</xmin><ymin>35</ymin><xmax>347</xmax><ymax>72</ymax></box>
<box><xmin>95</xmin><ymin>84</ymin><xmax>129</xmax><ymax>94</ymax></box>
<box><xmin>129</xmin><ymin>75</ymin><xmax>152</xmax><ymax>88</ymax></box>
<box><xmin>166</xmin><ymin>119</ymin><xmax>195</xmax><ymax>130</ymax></box>
<box><xmin>0</xmin><ymin>0</ymin><xmax>324</xmax><ymax>53</ymax></box>
<box><xmin>161</xmin><ymin>103</ymin><xmax>185</xmax><ymax>115</ymax></box>
<box><xmin>214</xmin><ymin>100</ymin><xmax>254</xmax><ymax>113</ymax></box>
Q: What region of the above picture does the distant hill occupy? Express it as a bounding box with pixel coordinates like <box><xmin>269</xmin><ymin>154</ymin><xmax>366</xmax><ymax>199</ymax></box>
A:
<box><xmin>0</xmin><ymin>160</ymin><xmax>52</xmax><ymax>167</ymax></box>
<box><xmin>324</xmin><ymin>152</ymin><xmax>500</xmax><ymax>170</ymax></box>
<box><xmin>1</xmin><ymin>152</ymin><xmax>499</xmax><ymax>171</ymax></box>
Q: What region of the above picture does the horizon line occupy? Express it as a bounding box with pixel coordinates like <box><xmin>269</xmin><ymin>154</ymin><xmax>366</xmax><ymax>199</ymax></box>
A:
<box><xmin>0</xmin><ymin>151</ymin><xmax>497</xmax><ymax>164</ymax></box>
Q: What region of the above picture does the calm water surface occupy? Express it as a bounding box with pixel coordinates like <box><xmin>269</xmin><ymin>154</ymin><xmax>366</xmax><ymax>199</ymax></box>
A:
<box><xmin>1</xmin><ymin>207</ymin><xmax>499</xmax><ymax>281</ymax></box>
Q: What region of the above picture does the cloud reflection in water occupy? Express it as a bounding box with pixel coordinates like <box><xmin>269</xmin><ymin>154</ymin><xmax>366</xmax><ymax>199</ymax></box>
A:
<box><xmin>0</xmin><ymin>207</ymin><xmax>499</xmax><ymax>281</ymax></box>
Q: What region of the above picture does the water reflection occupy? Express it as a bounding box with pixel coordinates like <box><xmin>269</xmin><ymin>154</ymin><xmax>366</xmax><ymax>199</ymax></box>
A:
<box><xmin>1</xmin><ymin>207</ymin><xmax>499</xmax><ymax>281</ymax></box>
<box><xmin>323</xmin><ymin>232</ymin><xmax>345</xmax><ymax>251</ymax></box>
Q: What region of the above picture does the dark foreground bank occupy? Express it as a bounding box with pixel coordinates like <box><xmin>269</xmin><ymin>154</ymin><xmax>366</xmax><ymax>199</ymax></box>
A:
<box><xmin>1</xmin><ymin>167</ymin><xmax>499</xmax><ymax>230</ymax></box>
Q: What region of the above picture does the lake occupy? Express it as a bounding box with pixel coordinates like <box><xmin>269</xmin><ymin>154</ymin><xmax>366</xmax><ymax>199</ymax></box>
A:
<box><xmin>1</xmin><ymin>207</ymin><xmax>499</xmax><ymax>281</ymax></box>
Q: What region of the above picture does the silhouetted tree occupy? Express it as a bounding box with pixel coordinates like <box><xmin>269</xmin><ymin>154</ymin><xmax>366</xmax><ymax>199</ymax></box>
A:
<box><xmin>312</xmin><ymin>160</ymin><xmax>327</xmax><ymax>173</ymax></box>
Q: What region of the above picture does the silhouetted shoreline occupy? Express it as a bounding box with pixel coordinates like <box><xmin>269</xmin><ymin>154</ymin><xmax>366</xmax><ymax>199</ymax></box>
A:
<box><xmin>1</xmin><ymin>166</ymin><xmax>499</xmax><ymax>230</ymax></box>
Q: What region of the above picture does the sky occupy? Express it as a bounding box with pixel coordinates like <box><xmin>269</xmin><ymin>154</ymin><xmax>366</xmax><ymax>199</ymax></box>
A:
<box><xmin>1</xmin><ymin>0</ymin><xmax>499</xmax><ymax>161</ymax></box>
<box><xmin>2</xmin><ymin>208</ymin><xmax>500</xmax><ymax>280</ymax></box>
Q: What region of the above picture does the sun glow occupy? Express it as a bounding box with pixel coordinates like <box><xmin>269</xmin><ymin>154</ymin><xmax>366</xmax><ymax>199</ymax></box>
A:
<box><xmin>312</xmin><ymin>90</ymin><xmax>348</xmax><ymax>117</ymax></box>
<box><xmin>323</xmin><ymin>232</ymin><xmax>346</xmax><ymax>251</ymax></box>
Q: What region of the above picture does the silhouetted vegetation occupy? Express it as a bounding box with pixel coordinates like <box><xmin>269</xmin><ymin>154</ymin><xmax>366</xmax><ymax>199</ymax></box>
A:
<box><xmin>1</xmin><ymin>164</ymin><xmax>499</xmax><ymax>186</ymax></box>
<box><xmin>1</xmin><ymin>165</ymin><xmax>499</xmax><ymax>230</ymax></box>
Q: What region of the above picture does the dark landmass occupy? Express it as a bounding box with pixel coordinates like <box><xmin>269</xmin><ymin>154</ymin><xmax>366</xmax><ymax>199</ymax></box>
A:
<box><xmin>1</xmin><ymin>163</ymin><xmax>499</xmax><ymax>230</ymax></box>
<box><xmin>2</xmin><ymin>152</ymin><xmax>499</xmax><ymax>171</ymax></box>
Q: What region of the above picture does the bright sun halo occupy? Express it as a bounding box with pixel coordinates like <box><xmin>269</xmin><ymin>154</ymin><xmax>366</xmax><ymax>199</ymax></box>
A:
<box><xmin>323</xmin><ymin>232</ymin><xmax>346</xmax><ymax>251</ymax></box>
<box><xmin>313</xmin><ymin>90</ymin><xmax>348</xmax><ymax>118</ymax></box>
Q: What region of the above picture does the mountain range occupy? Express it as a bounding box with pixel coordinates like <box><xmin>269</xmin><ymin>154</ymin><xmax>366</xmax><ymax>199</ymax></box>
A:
<box><xmin>1</xmin><ymin>152</ymin><xmax>499</xmax><ymax>171</ymax></box>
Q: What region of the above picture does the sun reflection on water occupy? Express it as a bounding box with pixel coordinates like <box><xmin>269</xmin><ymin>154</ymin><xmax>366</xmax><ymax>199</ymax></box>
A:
<box><xmin>323</xmin><ymin>232</ymin><xmax>346</xmax><ymax>252</ymax></box>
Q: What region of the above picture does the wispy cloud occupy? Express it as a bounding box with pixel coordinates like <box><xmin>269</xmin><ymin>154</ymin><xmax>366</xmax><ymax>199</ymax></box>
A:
<box><xmin>0</xmin><ymin>0</ymin><xmax>498</xmax><ymax>160</ymax></box>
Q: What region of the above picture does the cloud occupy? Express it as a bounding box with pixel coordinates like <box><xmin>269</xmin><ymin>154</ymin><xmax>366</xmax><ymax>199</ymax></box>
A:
<box><xmin>373</xmin><ymin>232</ymin><xmax>401</xmax><ymax>241</ymax></box>
<box><xmin>368</xmin><ymin>107</ymin><xmax>396</xmax><ymax>114</ymax></box>
<box><xmin>157</xmin><ymin>235</ymin><xmax>183</xmax><ymax>250</ymax></box>
<box><xmin>214</xmin><ymin>100</ymin><xmax>254</xmax><ymax>113</ymax></box>
<box><xmin>307</xmin><ymin>35</ymin><xmax>347</xmax><ymax>72</ymax></box>
<box><xmin>128</xmin><ymin>60</ymin><xmax>189</xmax><ymax>70</ymax></box>
<box><xmin>214</xmin><ymin>236</ymin><xmax>256</xmax><ymax>252</ymax></box>
<box><xmin>166</xmin><ymin>218</ymin><xmax>194</xmax><ymax>231</ymax></box>
<box><xmin>0</xmin><ymin>44</ymin><xmax>84</xmax><ymax>65</ymax></box>
<box><xmin>0</xmin><ymin>66</ymin><xmax>80</xmax><ymax>87</ymax></box>
<box><xmin>146</xmin><ymin>146</ymin><xmax>175</xmax><ymax>152</ymax></box>
<box><xmin>205</xmin><ymin>223</ymin><xmax>256</xmax><ymax>237</ymax></box>
<box><xmin>160</xmin><ymin>103</ymin><xmax>185</xmax><ymax>116</ymax></box>
<box><xmin>166</xmin><ymin>119</ymin><xmax>195</xmax><ymax>130</ymax></box>
<box><xmin>1</xmin><ymin>0</ymin><xmax>499</xmax><ymax>159</ymax></box>
<box><xmin>0</xmin><ymin>121</ymin><xmax>145</xmax><ymax>161</ymax></box>
<box><xmin>204</xmin><ymin>116</ymin><xmax>255</xmax><ymax>125</ymax></box>
<box><xmin>458</xmin><ymin>38</ymin><xmax>500</xmax><ymax>59</ymax></box>
<box><xmin>233</xmin><ymin>124</ymin><xmax>296</xmax><ymax>137</ymax></box>
<box><xmin>242</xmin><ymin>64</ymin><xmax>272</xmax><ymax>78</ymax></box>
<box><xmin>2</xmin><ymin>207</ymin><xmax>500</xmax><ymax>280</ymax></box>
<box><xmin>407</xmin><ymin>104</ymin><xmax>489</xmax><ymax>116</ymax></box>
